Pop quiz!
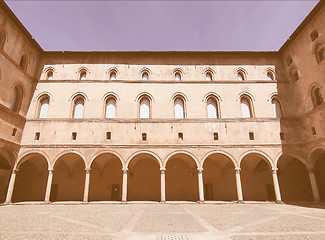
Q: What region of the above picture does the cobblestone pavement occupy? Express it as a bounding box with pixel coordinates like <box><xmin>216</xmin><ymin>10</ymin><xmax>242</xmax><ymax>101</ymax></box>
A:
<box><xmin>0</xmin><ymin>202</ymin><xmax>325</xmax><ymax>240</ymax></box>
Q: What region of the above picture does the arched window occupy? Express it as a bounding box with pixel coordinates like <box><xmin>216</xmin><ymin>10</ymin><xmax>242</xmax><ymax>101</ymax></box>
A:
<box><xmin>312</xmin><ymin>87</ymin><xmax>323</xmax><ymax>108</ymax></box>
<box><xmin>207</xmin><ymin>97</ymin><xmax>218</xmax><ymax>118</ymax></box>
<box><xmin>240</xmin><ymin>96</ymin><xmax>253</xmax><ymax>118</ymax></box>
<box><xmin>139</xmin><ymin>97</ymin><xmax>150</xmax><ymax>118</ymax></box>
<box><xmin>109</xmin><ymin>72</ymin><xmax>116</xmax><ymax>80</ymax></box>
<box><xmin>79</xmin><ymin>71</ymin><xmax>87</xmax><ymax>80</ymax></box>
<box><xmin>267</xmin><ymin>72</ymin><xmax>274</xmax><ymax>81</ymax></box>
<box><xmin>142</xmin><ymin>72</ymin><xmax>149</xmax><ymax>81</ymax></box>
<box><xmin>38</xmin><ymin>96</ymin><xmax>49</xmax><ymax>119</ymax></box>
<box><xmin>206</xmin><ymin>72</ymin><xmax>212</xmax><ymax>81</ymax></box>
<box><xmin>175</xmin><ymin>72</ymin><xmax>181</xmax><ymax>81</ymax></box>
<box><xmin>271</xmin><ymin>98</ymin><xmax>282</xmax><ymax>118</ymax></box>
<box><xmin>291</xmin><ymin>69</ymin><xmax>299</xmax><ymax>82</ymax></box>
<box><xmin>73</xmin><ymin>97</ymin><xmax>84</xmax><ymax>119</ymax></box>
<box><xmin>315</xmin><ymin>44</ymin><xmax>325</xmax><ymax>63</ymax></box>
<box><xmin>237</xmin><ymin>72</ymin><xmax>245</xmax><ymax>81</ymax></box>
<box><xmin>174</xmin><ymin>97</ymin><xmax>185</xmax><ymax>119</ymax></box>
<box><xmin>46</xmin><ymin>71</ymin><xmax>53</xmax><ymax>80</ymax></box>
<box><xmin>105</xmin><ymin>98</ymin><xmax>116</xmax><ymax>118</ymax></box>
<box><xmin>19</xmin><ymin>55</ymin><xmax>27</xmax><ymax>70</ymax></box>
<box><xmin>0</xmin><ymin>30</ymin><xmax>5</xmax><ymax>48</ymax></box>
<box><xmin>12</xmin><ymin>86</ymin><xmax>22</xmax><ymax>113</ymax></box>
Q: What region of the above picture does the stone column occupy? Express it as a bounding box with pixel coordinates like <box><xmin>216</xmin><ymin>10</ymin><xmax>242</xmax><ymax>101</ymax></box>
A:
<box><xmin>235</xmin><ymin>168</ymin><xmax>243</xmax><ymax>203</ymax></box>
<box><xmin>308</xmin><ymin>168</ymin><xmax>320</xmax><ymax>202</ymax></box>
<box><xmin>271</xmin><ymin>168</ymin><xmax>282</xmax><ymax>203</ymax></box>
<box><xmin>160</xmin><ymin>168</ymin><xmax>166</xmax><ymax>203</ymax></box>
<box><xmin>44</xmin><ymin>170</ymin><xmax>53</xmax><ymax>203</ymax></box>
<box><xmin>5</xmin><ymin>169</ymin><xmax>18</xmax><ymax>204</ymax></box>
<box><xmin>122</xmin><ymin>168</ymin><xmax>128</xmax><ymax>202</ymax></box>
<box><xmin>197</xmin><ymin>168</ymin><xmax>204</xmax><ymax>203</ymax></box>
<box><xmin>83</xmin><ymin>169</ymin><xmax>90</xmax><ymax>203</ymax></box>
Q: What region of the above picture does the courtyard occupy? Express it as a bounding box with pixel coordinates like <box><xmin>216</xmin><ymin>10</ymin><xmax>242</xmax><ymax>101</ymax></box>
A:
<box><xmin>0</xmin><ymin>202</ymin><xmax>324</xmax><ymax>239</ymax></box>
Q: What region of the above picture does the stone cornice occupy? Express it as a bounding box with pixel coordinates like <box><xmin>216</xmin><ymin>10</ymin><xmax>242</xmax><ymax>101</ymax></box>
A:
<box><xmin>25</xmin><ymin>118</ymin><xmax>282</xmax><ymax>123</ymax></box>
<box><xmin>37</xmin><ymin>79</ymin><xmax>288</xmax><ymax>84</ymax></box>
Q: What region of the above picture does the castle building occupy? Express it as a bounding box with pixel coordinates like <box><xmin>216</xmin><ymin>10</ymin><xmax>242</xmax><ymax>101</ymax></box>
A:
<box><xmin>0</xmin><ymin>0</ymin><xmax>324</xmax><ymax>204</ymax></box>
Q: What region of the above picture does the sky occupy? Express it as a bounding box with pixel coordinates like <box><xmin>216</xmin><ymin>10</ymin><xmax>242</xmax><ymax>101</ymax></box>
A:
<box><xmin>5</xmin><ymin>0</ymin><xmax>319</xmax><ymax>51</ymax></box>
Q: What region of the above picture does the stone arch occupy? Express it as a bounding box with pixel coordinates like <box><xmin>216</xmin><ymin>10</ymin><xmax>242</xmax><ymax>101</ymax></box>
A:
<box><xmin>164</xmin><ymin>150</ymin><xmax>199</xmax><ymax>169</ymax></box>
<box><xmin>239</xmin><ymin>150</ymin><xmax>274</xmax><ymax>201</ymax></box>
<box><xmin>89</xmin><ymin>151</ymin><xmax>124</xmax><ymax>201</ymax></box>
<box><xmin>239</xmin><ymin>149</ymin><xmax>273</xmax><ymax>168</ymax></box>
<box><xmin>277</xmin><ymin>152</ymin><xmax>313</xmax><ymax>202</ymax></box>
<box><xmin>308</xmin><ymin>146</ymin><xmax>325</xmax><ymax>200</ymax></box>
<box><xmin>201</xmin><ymin>150</ymin><xmax>237</xmax><ymax>201</ymax></box>
<box><xmin>76</xmin><ymin>66</ymin><xmax>90</xmax><ymax>80</ymax></box>
<box><xmin>165</xmin><ymin>151</ymin><xmax>199</xmax><ymax>201</ymax></box>
<box><xmin>52</xmin><ymin>151</ymin><xmax>86</xmax><ymax>201</ymax></box>
<box><xmin>126</xmin><ymin>151</ymin><xmax>162</xmax><ymax>201</ymax></box>
<box><xmin>201</xmin><ymin>150</ymin><xmax>237</xmax><ymax>168</ymax></box>
<box><xmin>89</xmin><ymin>150</ymin><xmax>125</xmax><ymax>170</ymax></box>
<box><xmin>106</xmin><ymin>67</ymin><xmax>120</xmax><ymax>80</ymax></box>
<box><xmin>126</xmin><ymin>150</ymin><xmax>162</xmax><ymax>169</ymax></box>
<box><xmin>53</xmin><ymin>149</ymin><xmax>86</xmax><ymax>170</ymax></box>
<box><xmin>0</xmin><ymin>148</ymin><xmax>13</xmax><ymax>203</ymax></box>
<box><xmin>274</xmin><ymin>150</ymin><xmax>307</xmax><ymax>168</ymax></box>
<box><xmin>16</xmin><ymin>150</ymin><xmax>50</xmax><ymax>170</ymax></box>
<box><xmin>12</xmin><ymin>151</ymin><xmax>49</xmax><ymax>202</ymax></box>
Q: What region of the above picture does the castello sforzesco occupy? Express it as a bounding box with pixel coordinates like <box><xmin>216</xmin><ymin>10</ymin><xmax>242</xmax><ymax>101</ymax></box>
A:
<box><xmin>0</xmin><ymin>0</ymin><xmax>325</xmax><ymax>205</ymax></box>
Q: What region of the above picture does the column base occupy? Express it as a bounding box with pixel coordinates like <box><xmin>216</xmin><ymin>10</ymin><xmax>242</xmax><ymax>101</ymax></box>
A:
<box><xmin>121</xmin><ymin>200</ymin><xmax>127</xmax><ymax>204</ymax></box>
<box><xmin>276</xmin><ymin>200</ymin><xmax>284</xmax><ymax>204</ymax></box>
<box><xmin>160</xmin><ymin>200</ymin><xmax>166</xmax><ymax>203</ymax></box>
<box><xmin>197</xmin><ymin>200</ymin><xmax>204</xmax><ymax>204</ymax></box>
<box><xmin>44</xmin><ymin>200</ymin><xmax>51</xmax><ymax>204</ymax></box>
<box><xmin>237</xmin><ymin>200</ymin><xmax>244</xmax><ymax>204</ymax></box>
<box><xmin>82</xmin><ymin>201</ymin><xmax>89</xmax><ymax>204</ymax></box>
<box><xmin>4</xmin><ymin>201</ymin><xmax>12</xmax><ymax>205</ymax></box>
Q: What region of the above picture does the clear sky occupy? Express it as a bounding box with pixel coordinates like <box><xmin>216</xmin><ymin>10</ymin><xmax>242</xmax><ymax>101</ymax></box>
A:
<box><xmin>5</xmin><ymin>0</ymin><xmax>319</xmax><ymax>51</ymax></box>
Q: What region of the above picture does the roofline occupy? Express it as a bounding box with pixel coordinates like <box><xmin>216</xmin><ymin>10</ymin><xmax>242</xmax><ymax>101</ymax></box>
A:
<box><xmin>43</xmin><ymin>50</ymin><xmax>279</xmax><ymax>55</ymax></box>
<box><xmin>279</xmin><ymin>0</ymin><xmax>324</xmax><ymax>53</ymax></box>
<box><xmin>0</xmin><ymin>0</ymin><xmax>43</xmax><ymax>53</ymax></box>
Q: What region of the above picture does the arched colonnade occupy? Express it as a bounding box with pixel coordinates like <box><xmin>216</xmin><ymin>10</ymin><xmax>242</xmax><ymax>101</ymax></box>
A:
<box><xmin>3</xmin><ymin>148</ymin><xmax>325</xmax><ymax>204</ymax></box>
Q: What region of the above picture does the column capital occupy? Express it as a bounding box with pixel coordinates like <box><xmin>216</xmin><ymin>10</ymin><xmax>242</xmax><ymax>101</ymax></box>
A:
<box><xmin>12</xmin><ymin>169</ymin><xmax>19</xmax><ymax>173</ymax></box>
<box><xmin>85</xmin><ymin>169</ymin><xmax>91</xmax><ymax>174</ymax></box>
<box><xmin>272</xmin><ymin>167</ymin><xmax>278</xmax><ymax>174</ymax></box>
<box><xmin>197</xmin><ymin>168</ymin><xmax>203</xmax><ymax>174</ymax></box>
<box><xmin>122</xmin><ymin>168</ymin><xmax>128</xmax><ymax>174</ymax></box>
<box><xmin>160</xmin><ymin>168</ymin><xmax>166</xmax><ymax>173</ymax></box>
<box><xmin>235</xmin><ymin>168</ymin><xmax>241</xmax><ymax>174</ymax></box>
<box><xmin>48</xmin><ymin>169</ymin><xmax>53</xmax><ymax>174</ymax></box>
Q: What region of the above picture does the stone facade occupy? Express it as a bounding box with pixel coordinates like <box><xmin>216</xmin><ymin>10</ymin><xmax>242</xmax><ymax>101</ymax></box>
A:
<box><xmin>0</xmin><ymin>0</ymin><xmax>324</xmax><ymax>204</ymax></box>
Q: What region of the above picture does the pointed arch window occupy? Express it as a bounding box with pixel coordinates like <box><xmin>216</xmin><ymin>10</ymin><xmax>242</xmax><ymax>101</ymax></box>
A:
<box><xmin>315</xmin><ymin>44</ymin><xmax>325</xmax><ymax>63</ymax></box>
<box><xmin>46</xmin><ymin>71</ymin><xmax>53</xmax><ymax>80</ymax></box>
<box><xmin>19</xmin><ymin>55</ymin><xmax>27</xmax><ymax>70</ymax></box>
<box><xmin>106</xmin><ymin>98</ymin><xmax>116</xmax><ymax>118</ymax></box>
<box><xmin>312</xmin><ymin>87</ymin><xmax>323</xmax><ymax>108</ymax></box>
<box><xmin>38</xmin><ymin>96</ymin><xmax>50</xmax><ymax>119</ymax></box>
<box><xmin>80</xmin><ymin>71</ymin><xmax>87</xmax><ymax>80</ymax></box>
<box><xmin>73</xmin><ymin>97</ymin><xmax>84</xmax><ymax>119</ymax></box>
<box><xmin>207</xmin><ymin>97</ymin><xmax>218</xmax><ymax>118</ymax></box>
<box><xmin>271</xmin><ymin>98</ymin><xmax>282</xmax><ymax>118</ymax></box>
<box><xmin>109</xmin><ymin>72</ymin><xmax>116</xmax><ymax>80</ymax></box>
<box><xmin>139</xmin><ymin>97</ymin><xmax>150</xmax><ymax>118</ymax></box>
<box><xmin>240</xmin><ymin>96</ymin><xmax>253</xmax><ymax>118</ymax></box>
<box><xmin>142</xmin><ymin>72</ymin><xmax>149</xmax><ymax>81</ymax></box>
<box><xmin>174</xmin><ymin>97</ymin><xmax>185</xmax><ymax>119</ymax></box>
<box><xmin>12</xmin><ymin>86</ymin><xmax>23</xmax><ymax>113</ymax></box>
<box><xmin>237</xmin><ymin>72</ymin><xmax>245</xmax><ymax>81</ymax></box>
<box><xmin>267</xmin><ymin>71</ymin><xmax>274</xmax><ymax>81</ymax></box>
<box><xmin>206</xmin><ymin>72</ymin><xmax>212</xmax><ymax>81</ymax></box>
<box><xmin>175</xmin><ymin>72</ymin><xmax>181</xmax><ymax>81</ymax></box>
<box><xmin>0</xmin><ymin>30</ymin><xmax>5</xmax><ymax>48</ymax></box>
